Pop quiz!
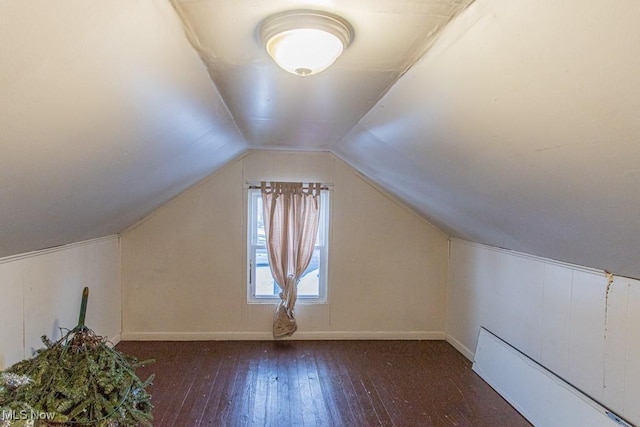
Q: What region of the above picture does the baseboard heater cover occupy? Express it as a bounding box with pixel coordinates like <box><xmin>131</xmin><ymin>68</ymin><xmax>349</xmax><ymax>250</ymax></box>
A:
<box><xmin>472</xmin><ymin>327</ymin><xmax>632</xmax><ymax>427</ymax></box>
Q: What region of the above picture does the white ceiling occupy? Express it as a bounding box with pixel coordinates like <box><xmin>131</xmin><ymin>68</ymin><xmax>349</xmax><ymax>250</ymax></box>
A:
<box><xmin>172</xmin><ymin>0</ymin><xmax>473</xmax><ymax>148</ymax></box>
<box><xmin>2</xmin><ymin>0</ymin><xmax>640</xmax><ymax>278</ymax></box>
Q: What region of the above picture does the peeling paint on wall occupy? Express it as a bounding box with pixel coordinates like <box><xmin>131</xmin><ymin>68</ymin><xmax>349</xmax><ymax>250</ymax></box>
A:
<box><xmin>604</xmin><ymin>271</ymin><xmax>614</xmax><ymax>339</ymax></box>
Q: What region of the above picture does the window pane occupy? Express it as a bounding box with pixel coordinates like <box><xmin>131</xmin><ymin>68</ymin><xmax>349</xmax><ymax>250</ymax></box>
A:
<box><xmin>255</xmin><ymin>248</ymin><xmax>277</xmax><ymax>297</ymax></box>
<box><xmin>255</xmin><ymin>195</ymin><xmax>265</xmax><ymax>245</ymax></box>
<box><xmin>255</xmin><ymin>247</ymin><xmax>320</xmax><ymax>298</ymax></box>
<box><xmin>298</xmin><ymin>248</ymin><xmax>320</xmax><ymax>297</ymax></box>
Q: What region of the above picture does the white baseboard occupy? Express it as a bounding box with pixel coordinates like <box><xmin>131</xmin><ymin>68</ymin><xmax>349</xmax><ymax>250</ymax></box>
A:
<box><xmin>121</xmin><ymin>330</ymin><xmax>446</xmax><ymax>341</ymax></box>
<box><xmin>446</xmin><ymin>334</ymin><xmax>474</xmax><ymax>361</ymax></box>
<box><xmin>109</xmin><ymin>333</ymin><xmax>122</xmax><ymax>347</ymax></box>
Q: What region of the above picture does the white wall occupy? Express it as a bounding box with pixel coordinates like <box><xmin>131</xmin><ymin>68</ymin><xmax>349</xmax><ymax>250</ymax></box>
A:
<box><xmin>0</xmin><ymin>236</ymin><xmax>121</xmax><ymax>370</ymax></box>
<box><xmin>447</xmin><ymin>239</ymin><xmax>640</xmax><ymax>425</ymax></box>
<box><xmin>121</xmin><ymin>150</ymin><xmax>449</xmax><ymax>339</ymax></box>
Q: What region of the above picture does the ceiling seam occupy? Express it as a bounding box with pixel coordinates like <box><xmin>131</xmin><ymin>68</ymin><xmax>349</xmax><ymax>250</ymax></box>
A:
<box><xmin>168</xmin><ymin>0</ymin><xmax>250</xmax><ymax>146</ymax></box>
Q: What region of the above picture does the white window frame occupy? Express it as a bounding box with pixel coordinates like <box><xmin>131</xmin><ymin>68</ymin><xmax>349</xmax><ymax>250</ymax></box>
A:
<box><xmin>247</xmin><ymin>188</ymin><xmax>329</xmax><ymax>304</ymax></box>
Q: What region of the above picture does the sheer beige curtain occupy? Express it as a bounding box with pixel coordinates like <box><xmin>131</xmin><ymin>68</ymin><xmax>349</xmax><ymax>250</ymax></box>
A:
<box><xmin>261</xmin><ymin>181</ymin><xmax>321</xmax><ymax>339</ymax></box>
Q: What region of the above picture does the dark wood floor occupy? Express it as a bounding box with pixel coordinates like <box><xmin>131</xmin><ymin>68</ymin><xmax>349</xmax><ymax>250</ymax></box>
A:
<box><xmin>115</xmin><ymin>340</ymin><xmax>531</xmax><ymax>426</ymax></box>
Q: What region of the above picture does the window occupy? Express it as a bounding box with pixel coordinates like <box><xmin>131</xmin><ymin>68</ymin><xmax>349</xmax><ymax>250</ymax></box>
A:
<box><xmin>248</xmin><ymin>188</ymin><xmax>329</xmax><ymax>303</ymax></box>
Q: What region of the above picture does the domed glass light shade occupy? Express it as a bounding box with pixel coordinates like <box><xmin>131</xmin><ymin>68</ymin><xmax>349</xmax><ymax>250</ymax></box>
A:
<box><xmin>259</xmin><ymin>10</ymin><xmax>354</xmax><ymax>77</ymax></box>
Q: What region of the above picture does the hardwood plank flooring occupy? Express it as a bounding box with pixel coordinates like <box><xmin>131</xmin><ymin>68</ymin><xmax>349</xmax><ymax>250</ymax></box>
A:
<box><xmin>115</xmin><ymin>340</ymin><xmax>531</xmax><ymax>426</ymax></box>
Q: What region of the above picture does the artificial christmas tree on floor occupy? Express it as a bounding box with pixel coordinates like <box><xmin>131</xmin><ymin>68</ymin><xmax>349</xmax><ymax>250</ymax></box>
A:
<box><xmin>0</xmin><ymin>288</ymin><xmax>154</xmax><ymax>426</ymax></box>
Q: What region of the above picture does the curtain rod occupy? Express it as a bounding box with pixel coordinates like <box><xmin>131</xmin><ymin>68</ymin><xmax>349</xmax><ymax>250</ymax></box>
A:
<box><xmin>246</xmin><ymin>181</ymin><xmax>333</xmax><ymax>190</ymax></box>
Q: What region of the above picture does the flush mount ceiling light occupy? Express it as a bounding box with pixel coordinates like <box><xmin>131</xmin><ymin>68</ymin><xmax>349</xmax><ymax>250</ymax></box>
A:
<box><xmin>259</xmin><ymin>10</ymin><xmax>354</xmax><ymax>77</ymax></box>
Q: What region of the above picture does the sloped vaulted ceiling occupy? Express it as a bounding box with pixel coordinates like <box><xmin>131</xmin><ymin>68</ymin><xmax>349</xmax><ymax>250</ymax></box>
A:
<box><xmin>0</xmin><ymin>0</ymin><xmax>247</xmax><ymax>256</ymax></box>
<box><xmin>1</xmin><ymin>0</ymin><xmax>640</xmax><ymax>279</ymax></box>
<box><xmin>336</xmin><ymin>0</ymin><xmax>640</xmax><ymax>278</ymax></box>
